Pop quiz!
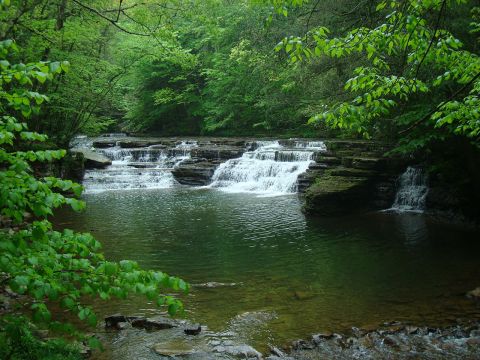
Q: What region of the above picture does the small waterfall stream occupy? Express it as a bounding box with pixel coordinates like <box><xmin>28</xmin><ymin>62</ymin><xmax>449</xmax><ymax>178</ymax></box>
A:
<box><xmin>77</xmin><ymin>138</ymin><xmax>326</xmax><ymax>195</ymax></box>
<box><xmin>391</xmin><ymin>166</ymin><xmax>429</xmax><ymax>212</ymax></box>
<box><xmin>82</xmin><ymin>141</ymin><xmax>198</xmax><ymax>193</ymax></box>
<box><xmin>208</xmin><ymin>141</ymin><xmax>326</xmax><ymax>195</ymax></box>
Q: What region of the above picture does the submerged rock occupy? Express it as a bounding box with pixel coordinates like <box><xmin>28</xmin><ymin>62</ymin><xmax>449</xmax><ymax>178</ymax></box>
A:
<box><xmin>152</xmin><ymin>340</ymin><xmax>195</xmax><ymax>357</ymax></box>
<box><xmin>293</xmin><ymin>291</ymin><xmax>315</xmax><ymax>301</ymax></box>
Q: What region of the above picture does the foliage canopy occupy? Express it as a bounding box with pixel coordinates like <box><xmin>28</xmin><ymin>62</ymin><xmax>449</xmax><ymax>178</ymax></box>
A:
<box><xmin>0</xmin><ymin>34</ymin><xmax>187</xmax><ymax>349</ymax></box>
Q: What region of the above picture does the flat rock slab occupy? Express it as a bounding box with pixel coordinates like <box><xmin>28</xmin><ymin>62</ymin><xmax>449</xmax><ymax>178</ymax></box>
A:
<box><xmin>153</xmin><ymin>340</ymin><xmax>195</xmax><ymax>357</ymax></box>
<box><xmin>71</xmin><ymin>149</ymin><xmax>111</xmax><ymax>169</ymax></box>
<box><xmin>172</xmin><ymin>161</ymin><xmax>219</xmax><ymax>186</ymax></box>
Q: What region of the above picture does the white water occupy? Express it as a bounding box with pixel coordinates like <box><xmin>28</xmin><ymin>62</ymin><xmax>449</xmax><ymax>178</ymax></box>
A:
<box><xmin>82</xmin><ymin>141</ymin><xmax>198</xmax><ymax>194</ymax></box>
<box><xmin>79</xmin><ymin>138</ymin><xmax>326</xmax><ymax>195</ymax></box>
<box><xmin>208</xmin><ymin>140</ymin><xmax>326</xmax><ymax>196</ymax></box>
<box><xmin>390</xmin><ymin>167</ymin><xmax>429</xmax><ymax>212</ymax></box>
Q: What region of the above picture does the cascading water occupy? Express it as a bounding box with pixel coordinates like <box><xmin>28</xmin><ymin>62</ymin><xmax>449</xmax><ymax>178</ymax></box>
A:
<box><xmin>82</xmin><ymin>141</ymin><xmax>198</xmax><ymax>193</ymax></box>
<box><xmin>390</xmin><ymin>166</ymin><xmax>429</xmax><ymax>212</ymax></box>
<box><xmin>208</xmin><ymin>140</ymin><xmax>326</xmax><ymax>196</ymax></box>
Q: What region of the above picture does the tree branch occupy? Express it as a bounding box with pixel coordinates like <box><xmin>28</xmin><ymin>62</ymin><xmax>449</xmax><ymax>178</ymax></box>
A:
<box><xmin>414</xmin><ymin>0</ymin><xmax>447</xmax><ymax>79</ymax></box>
<box><xmin>70</xmin><ymin>0</ymin><xmax>151</xmax><ymax>37</ymax></box>
<box><xmin>400</xmin><ymin>71</ymin><xmax>480</xmax><ymax>135</ymax></box>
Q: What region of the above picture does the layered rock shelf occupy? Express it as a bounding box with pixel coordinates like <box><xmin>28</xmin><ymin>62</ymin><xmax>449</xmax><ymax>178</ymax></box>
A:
<box><xmin>299</xmin><ymin>140</ymin><xmax>404</xmax><ymax>216</ymax></box>
<box><xmin>72</xmin><ymin>135</ymin><xmax>414</xmax><ymax>216</ymax></box>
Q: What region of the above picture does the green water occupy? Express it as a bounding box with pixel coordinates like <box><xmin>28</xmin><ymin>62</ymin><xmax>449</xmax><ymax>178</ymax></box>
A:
<box><xmin>55</xmin><ymin>188</ymin><xmax>480</xmax><ymax>350</ymax></box>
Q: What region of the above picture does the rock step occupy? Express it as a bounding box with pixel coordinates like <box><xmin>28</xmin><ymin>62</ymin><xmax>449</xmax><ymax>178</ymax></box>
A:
<box><xmin>171</xmin><ymin>161</ymin><xmax>219</xmax><ymax>186</ymax></box>
<box><xmin>71</xmin><ymin>149</ymin><xmax>111</xmax><ymax>169</ymax></box>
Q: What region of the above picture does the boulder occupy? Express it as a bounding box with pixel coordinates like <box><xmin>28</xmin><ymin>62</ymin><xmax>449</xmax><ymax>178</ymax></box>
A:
<box><xmin>71</xmin><ymin>149</ymin><xmax>111</xmax><ymax>169</ymax></box>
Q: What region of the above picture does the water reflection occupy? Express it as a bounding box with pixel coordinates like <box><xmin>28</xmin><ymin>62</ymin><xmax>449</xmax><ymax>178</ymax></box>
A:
<box><xmin>395</xmin><ymin>212</ymin><xmax>429</xmax><ymax>246</ymax></box>
<box><xmin>54</xmin><ymin>189</ymin><xmax>480</xmax><ymax>353</ymax></box>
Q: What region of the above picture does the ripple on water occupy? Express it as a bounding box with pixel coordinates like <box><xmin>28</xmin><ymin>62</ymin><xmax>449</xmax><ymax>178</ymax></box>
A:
<box><xmin>53</xmin><ymin>188</ymin><xmax>480</xmax><ymax>357</ymax></box>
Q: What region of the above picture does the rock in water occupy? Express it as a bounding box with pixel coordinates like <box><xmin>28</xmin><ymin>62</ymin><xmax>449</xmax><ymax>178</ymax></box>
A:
<box><xmin>152</xmin><ymin>341</ymin><xmax>195</xmax><ymax>357</ymax></box>
<box><xmin>131</xmin><ymin>317</ymin><xmax>176</xmax><ymax>330</ymax></box>
<box><xmin>184</xmin><ymin>324</ymin><xmax>202</xmax><ymax>335</ymax></box>
<box><xmin>294</xmin><ymin>291</ymin><xmax>315</xmax><ymax>301</ymax></box>
<box><xmin>467</xmin><ymin>287</ymin><xmax>480</xmax><ymax>300</ymax></box>
<box><xmin>104</xmin><ymin>314</ymin><xmax>127</xmax><ymax>328</ymax></box>
<box><xmin>214</xmin><ymin>344</ymin><xmax>263</xmax><ymax>359</ymax></box>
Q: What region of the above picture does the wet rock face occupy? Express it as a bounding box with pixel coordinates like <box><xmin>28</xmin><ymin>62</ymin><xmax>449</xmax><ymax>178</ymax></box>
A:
<box><xmin>301</xmin><ymin>140</ymin><xmax>404</xmax><ymax>216</ymax></box>
<box><xmin>171</xmin><ymin>160</ymin><xmax>220</xmax><ymax>186</ymax></box>
<box><xmin>191</xmin><ymin>146</ymin><xmax>245</xmax><ymax>161</ymax></box>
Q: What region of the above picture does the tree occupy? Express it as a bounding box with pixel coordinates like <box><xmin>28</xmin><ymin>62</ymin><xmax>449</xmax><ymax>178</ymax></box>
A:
<box><xmin>275</xmin><ymin>0</ymin><xmax>480</xmax><ymax>152</ymax></box>
<box><xmin>0</xmin><ymin>34</ymin><xmax>187</xmax><ymax>352</ymax></box>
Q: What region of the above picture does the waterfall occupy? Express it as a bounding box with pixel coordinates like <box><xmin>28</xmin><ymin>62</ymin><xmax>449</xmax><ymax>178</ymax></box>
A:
<box><xmin>82</xmin><ymin>142</ymin><xmax>197</xmax><ymax>194</ymax></box>
<box><xmin>390</xmin><ymin>167</ymin><xmax>429</xmax><ymax>212</ymax></box>
<box><xmin>78</xmin><ymin>138</ymin><xmax>324</xmax><ymax>195</ymax></box>
<box><xmin>208</xmin><ymin>141</ymin><xmax>326</xmax><ymax>196</ymax></box>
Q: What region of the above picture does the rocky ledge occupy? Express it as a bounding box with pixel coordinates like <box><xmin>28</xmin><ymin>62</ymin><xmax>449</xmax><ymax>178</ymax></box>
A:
<box><xmin>97</xmin><ymin>312</ymin><xmax>480</xmax><ymax>359</ymax></box>
<box><xmin>70</xmin><ymin>149</ymin><xmax>112</xmax><ymax>169</ymax></box>
<box><xmin>171</xmin><ymin>159</ymin><xmax>221</xmax><ymax>186</ymax></box>
<box><xmin>299</xmin><ymin>140</ymin><xmax>405</xmax><ymax>216</ymax></box>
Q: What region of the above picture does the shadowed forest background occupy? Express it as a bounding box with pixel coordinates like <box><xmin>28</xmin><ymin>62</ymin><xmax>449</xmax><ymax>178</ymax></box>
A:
<box><xmin>1</xmin><ymin>0</ymin><xmax>480</xmax><ymax>359</ymax></box>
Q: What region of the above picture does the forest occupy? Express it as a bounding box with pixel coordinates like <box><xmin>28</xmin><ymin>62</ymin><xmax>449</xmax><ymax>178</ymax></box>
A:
<box><xmin>1</xmin><ymin>0</ymin><xmax>480</xmax><ymax>359</ymax></box>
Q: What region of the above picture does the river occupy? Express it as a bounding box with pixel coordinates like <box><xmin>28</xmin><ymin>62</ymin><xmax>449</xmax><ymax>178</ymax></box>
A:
<box><xmin>55</xmin><ymin>188</ymin><xmax>480</xmax><ymax>358</ymax></box>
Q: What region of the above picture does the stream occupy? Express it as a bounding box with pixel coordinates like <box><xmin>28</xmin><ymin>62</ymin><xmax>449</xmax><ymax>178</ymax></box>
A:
<box><xmin>54</xmin><ymin>136</ymin><xmax>480</xmax><ymax>358</ymax></box>
<box><xmin>55</xmin><ymin>189</ymin><xmax>480</xmax><ymax>358</ymax></box>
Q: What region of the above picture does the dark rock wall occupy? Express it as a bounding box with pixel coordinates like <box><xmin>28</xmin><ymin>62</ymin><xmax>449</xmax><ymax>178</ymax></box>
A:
<box><xmin>299</xmin><ymin>140</ymin><xmax>404</xmax><ymax>216</ymax></box>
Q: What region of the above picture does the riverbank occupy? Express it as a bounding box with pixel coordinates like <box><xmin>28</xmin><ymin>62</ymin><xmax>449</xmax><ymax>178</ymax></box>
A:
<box><xmin>92</xmin><ymin>310</ymin><xmax>480</xmax><ymax>359</ymax></box>
<box><xmin>271</xmin><ymin>320</ymin><xmax>480</xmax><ymax>360</ymax></box>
